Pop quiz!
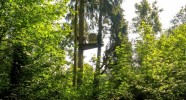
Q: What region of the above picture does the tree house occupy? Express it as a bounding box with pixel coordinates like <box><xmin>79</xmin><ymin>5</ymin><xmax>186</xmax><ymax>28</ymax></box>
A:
<box><xmin>81</xmin><ymin>33</ymin><xmax>103</xmax><ymax>50</ymax></box>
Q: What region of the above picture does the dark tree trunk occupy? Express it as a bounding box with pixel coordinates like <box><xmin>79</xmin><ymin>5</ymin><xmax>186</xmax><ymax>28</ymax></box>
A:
<box><xmin>10</xmin><ymin>44</ymin><xmax>24</xmax><ymax>85</ymax></box>
<box><xmin>92</xmin><ymin>0</ymin><xmax>103</xmax><ymax>99</ymax></box>
<box><xmin>8</xmin><ymin>43</ymin><xmax>27</xmax><ymax>99</ymax></box>
<box><xmin>77</xmin><ymin>0</ymin><xmax>84</xmax><ymax>86</ymax></box>
<box><xmin>73</xmin><ymin>0</ymin><xmax>78</xmax><ymax>87</ymax></box>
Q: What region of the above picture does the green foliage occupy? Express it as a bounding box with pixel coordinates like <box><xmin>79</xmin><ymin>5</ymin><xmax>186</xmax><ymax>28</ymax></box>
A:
<box><xmin>0</xmin><ymin>0</ymin><xmax>70</xmax><ymax>99</ymax></box>
<box><xmin>133</xmin><ymin>0</ymin><xmax>162</xmax><ymax>33</ymax></box>
<box><xmin>0</xmin><ymin>0</ymin><xmax>186</xmax><ymax>99</ymax></box>
<box><xmin>107</xmin><ymin>24</ymin><xmax>186</xmax><ymax>99</ymax></box>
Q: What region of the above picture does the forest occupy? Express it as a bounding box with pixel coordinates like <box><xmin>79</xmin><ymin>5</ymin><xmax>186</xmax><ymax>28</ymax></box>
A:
<box><xmin>0</xmin><ymin>0</ymin><xmax>186</xmax><ymax>99</ymax></box>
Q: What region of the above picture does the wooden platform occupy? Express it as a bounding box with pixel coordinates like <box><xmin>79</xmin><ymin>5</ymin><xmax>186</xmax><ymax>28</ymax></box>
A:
<box><xmin>80</xmin><ymin>43</ymin><xmax>104</xmax><ymax>50</ymax></box>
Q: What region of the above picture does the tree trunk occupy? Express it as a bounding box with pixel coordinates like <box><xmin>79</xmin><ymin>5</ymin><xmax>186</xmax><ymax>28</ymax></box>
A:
<box><xmin>93</xmin><ymin>0</ymin><xmax>103</xmax><ymax>98</ymax></box>
<box><xmin>77</xmin><ymin>0</ymin><xmax>84</xmax><ymax>86</ymax></box>
<box><xmin>73</xmin><ymin>0</ymin><xmax>78</xmax><ymax>87</ymax></box>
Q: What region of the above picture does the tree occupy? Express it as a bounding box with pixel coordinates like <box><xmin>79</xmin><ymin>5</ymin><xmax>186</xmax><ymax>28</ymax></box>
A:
<box><xmin>0</xmin><ymin>0</ymin><xmax>70</xmax><ymax>99</ymax></box>
<box><xmin>134</xmin><ymin>23</ymin><xmax>186</xmax><ymax>99</ymax></box>
<box><xmin>77</xmin><ymin>0</ymin><xmax>85</xmax><ymax>86</ymax></box>
<box><xmin>133</xmin><ymin>0</ymin><xmax>162</xmax><ymax>66</ymax></box>
<box><xmin>92</xmin><ymin>0</ymin><xmax>103</xmax><ymax>98</ymax></box>
<box><xmin>97</xmin><ymin>0</ymin><xmax>132</xmax><ymax>99</ymax></box>
<box><xmin>171</xmin><ymin>5</ymin><xmax>186</xmax><ymax>28</ymax></box>
<box><xmin>133</xmin><ymin>0</ymin><xmax>162</xmax><ymax>33</ymax></box>
<box><xmin>101</xmin><ymin>0</ymin><xmax>128</xmax><ymax>74</ymax></box>
<box><xmin>73</xmin><ymin>0</ymin><xmax>78</xmax><ymax>87</ymax></box>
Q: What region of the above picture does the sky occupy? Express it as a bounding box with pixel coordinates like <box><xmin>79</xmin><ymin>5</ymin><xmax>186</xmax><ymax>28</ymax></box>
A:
<box><xmin>122</xmin><ymin>0</ymin><xmax>186</xmax><ymax>29</ymax></box>
<box><xmin>84</xmin><ymin>0</ymin><xmax>186</xmax><ymax>64</ymax></box>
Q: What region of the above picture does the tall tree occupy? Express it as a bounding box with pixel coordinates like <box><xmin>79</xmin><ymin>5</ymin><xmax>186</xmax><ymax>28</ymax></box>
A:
<box><xmin>132</xmin><ymin>0</ymin><xmax>162</xmax><ymax>66</ymax></box>
<box><xmin>0</xmin><ymin>0</ymin><xmax>70</xmax><ymax>99</ymax></box>
<box><xmin>73</xmin><ymin>0</ymin><xmax>78</xmax><ymax>86</ymax></box>
<box><xmin>92</xmin><ymin>0</ymin><xmax>103</xmax><ymax>98</ymax></box>
<box><xmin>101</xmin><ymin>0</ymin><xmax>128</xmax><ymax>73</ymax></box>
<box><xmin>133</xmin><ymin>0</ymin><xmax>162</xmax><ymax>33</ymax></box>
<box><xmin>77</xmin><ymin>0</ymin><xmax>85</xmax><ymax>86</ymax></box>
